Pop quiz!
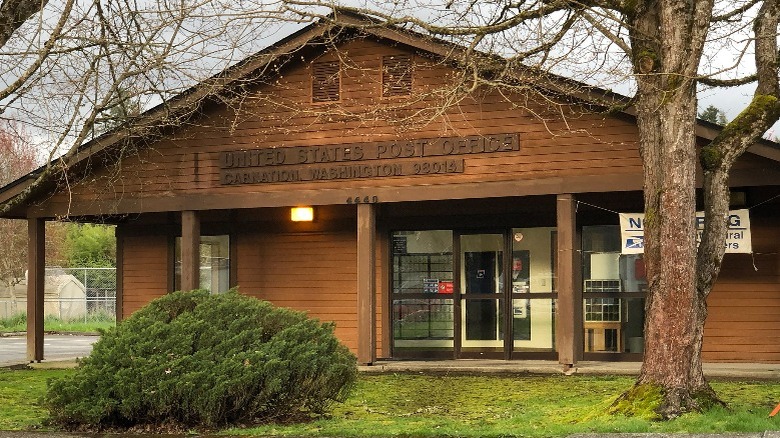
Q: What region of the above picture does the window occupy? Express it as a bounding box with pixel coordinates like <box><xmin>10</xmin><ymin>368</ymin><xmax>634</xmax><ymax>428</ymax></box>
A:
<box><xmin>392</xmin><ymin>230</ymin><xmax>454</xmax><ymax>345</ymax></box>
<box><xmin>382</xmin><ymin>54</ymin><xmax>412</xmax><ymax>97</ymax></box>
<box><xmin>312</xmin><ymin>61</ymin><xmax>340</xmax><ymax>102</ymax></box>
<box><xmin>174</xmin><ymin>235</ymin><xmax>230</xmax><ymax>293</ymax></box>
<box><xmin>584</xmin><ymin>280</ymin><xmax>621</xmax><ymax>322</ymax></box>
<box><xmin>582</xmin><ymin>226</ymin><xmax>646</xmax><ymax>354</ymax></box>
<box><xmin>584</xmin><ymin>298</ymin><xmax>621</xmax><ymax>322</ymax></box>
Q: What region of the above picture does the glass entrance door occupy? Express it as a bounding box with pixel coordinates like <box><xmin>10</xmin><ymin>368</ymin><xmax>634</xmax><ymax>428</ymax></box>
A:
<box><xmin>391</xmin><ymin>227</ymin><xmax>557</xmax><ymax>359</ymax></box>
<box><xmin>455</xmin><ymin>229</ymin><xmax>557</xmax><ymax>359</ymax></box>
<box><xmin>458</xmin><ymin>233</ymin><xmax>506</xmax><ymax>355</ymax></box>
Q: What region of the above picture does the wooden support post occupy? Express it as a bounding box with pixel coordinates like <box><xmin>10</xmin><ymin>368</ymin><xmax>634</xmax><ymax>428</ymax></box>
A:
<box><xmin>556</xmin><ymin>194</ymin><xmax>583</xmax><ymax>369</ymax></box>
<box><xmin>357</xmin><ymin>203</ymin><xmax>376</xmax><ymax>365</ymax></box>
<box><xmin>26</xmin><ymin>218</ymin><xmax>45</xmax><ymax>363</ymax></box>
<box><xmin>181</xmin><ymin>210</ymin><xmax>200</xmax><ymax>291</ymax></box>
<box><xmin>379</xmin><ymin>232</ymin><xmax>392</xmax><ymax>359</ymax></box>
<box><xmin>115</xmin><ymin>226</ymin><xmax>124</xmax><ymax>321</ymax></box>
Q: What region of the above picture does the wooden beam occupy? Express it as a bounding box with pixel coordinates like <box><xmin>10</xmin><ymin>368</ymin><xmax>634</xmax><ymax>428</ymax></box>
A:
<box><xmin>379</xmin><ymin>231</ymin><xmax>392</xmax><ymax>359</ymax></box>
<box><xmin>115</xmin><ymin>226</ymin><xmax>124</xmax><ymax>321</ymax></box>
<box><xmin>356</xmin><ymin>203</ymin><xmax>376</xmax><ymax>365</ymax></box>
<box><xmin>181</xmin><ymin>210</ymin><xmax>200</xmax><ymax>291</ymax></box>
<box><xmin>555</xmin><ymin>194</ymin><xmax>583</xmax><ymax>368</ymax></box>
<box><xmin>26</xmin><ymin>218</ymin><xmax>45</xmax><ymax>362</ymax></box>
<box><xmin>29</xmin><ymin>173</ymin><xmax>646</xmax><ymax>218</ymax></box>
<box><xmin>503</xmin><ymin>229</ymin><xmax>513</xmax><ymax>360</ymax></box>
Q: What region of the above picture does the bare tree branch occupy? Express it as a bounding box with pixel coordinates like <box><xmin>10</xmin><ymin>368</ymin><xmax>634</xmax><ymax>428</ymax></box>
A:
<box><xmin>711</xmin><ymin>0</ymin><xmax>761</xmax><ymax>22</ymax></box>
<box><xmin>0</xmin><ymin>0</ymin><xmax>75</xmax><ymax>104</ymax></box>
<box><xmin>698</xmin><ymin>73</ymin><xmax>758</xmax><ymax>87</ymax></box>
<box><xmin>0</xmin><ymin>0</ymin><xmax>48</xmax><ymax>47</ymax></box>
<box><xmin>286</xmin><ymin>1</ymin><xmax>579</xmax><ymax>36</ymax></box>
<box><xmin>697</xmin><ymin>0</ymin><xmax>780</xmax><ymax>301</ymax></box>
<box><xmin>581</xmin><ymin>11</ymin><xmax>631</xmax><ymax>53</ymax></box>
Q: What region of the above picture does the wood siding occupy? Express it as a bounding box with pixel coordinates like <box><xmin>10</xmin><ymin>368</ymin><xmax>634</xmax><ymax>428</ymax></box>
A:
<box><xmin>37</xmin><ymin>38</ymin><xmax>647</xmax><ymax>217</ymax></box>
<box><xmin>121</xmin><ymin>234</ymin><xmax>169</xmax><ymax>318</ymax></box>
<box><xmin>703</xmin><ymin>215</ymin><xmax>780</xmax><ymax>362</ymax></box>
<box><xmin>235</xmin><ymin>228</ymin><xmax>384</xmax><ymax>355</ymax></box>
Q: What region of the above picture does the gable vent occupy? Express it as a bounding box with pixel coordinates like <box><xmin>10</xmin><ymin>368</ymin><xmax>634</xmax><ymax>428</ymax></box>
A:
<box><xmin>382</xmin><ymin>54</ymin><xmax>412</xmax><ymax>97</ymax></box>
<box><xmin>312</xmin><ymin>61</ymin><xmax>340</xmax><ymax>103</ymax></box>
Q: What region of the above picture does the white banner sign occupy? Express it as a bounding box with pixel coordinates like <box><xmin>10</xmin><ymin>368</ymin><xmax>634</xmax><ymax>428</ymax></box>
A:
<box><xmin>619</xmin><ymin>209</ymin><xmax>752</xmax><ymax>254</ymax></box>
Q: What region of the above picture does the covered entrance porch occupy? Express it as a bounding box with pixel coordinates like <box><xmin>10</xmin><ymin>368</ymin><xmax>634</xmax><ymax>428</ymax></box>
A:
<box><xmin>21</xmin><ymin>193</ymin><xmax>648</xmax><ymax>366</ymax></box>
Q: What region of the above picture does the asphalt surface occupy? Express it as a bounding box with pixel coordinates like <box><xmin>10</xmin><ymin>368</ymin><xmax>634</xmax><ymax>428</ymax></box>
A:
<box><xmin>0</xmin><ymin>334</ymin><xmax>97</xmax><ymax>367</ymax></box>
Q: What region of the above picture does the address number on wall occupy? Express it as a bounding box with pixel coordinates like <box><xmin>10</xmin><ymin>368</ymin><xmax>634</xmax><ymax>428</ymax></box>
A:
<box><xmin>346</xmin><ymin>196</ymin><xmax>379</xmax><ymax>204</ymax></box>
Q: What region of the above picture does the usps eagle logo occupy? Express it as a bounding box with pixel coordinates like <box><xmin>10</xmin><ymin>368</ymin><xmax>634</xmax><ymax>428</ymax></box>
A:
<box><xmin>625</xmin><ymin>236</ymin><xmax>644</xmax><ymax>249</ymax></box>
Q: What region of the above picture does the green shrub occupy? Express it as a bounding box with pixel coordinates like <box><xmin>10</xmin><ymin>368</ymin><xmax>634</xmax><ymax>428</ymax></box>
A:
<box><xmin>45</xmin><ymin>289</ymin><xmax>357</xmax><ymax>430</ymax></box>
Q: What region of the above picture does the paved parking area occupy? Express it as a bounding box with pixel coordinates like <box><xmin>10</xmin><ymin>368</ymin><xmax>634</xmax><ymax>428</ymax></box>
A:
<box><xmin>0</xmin><ymin>334</ymin><xmax>98</xmax><ymax>367</ymax></box>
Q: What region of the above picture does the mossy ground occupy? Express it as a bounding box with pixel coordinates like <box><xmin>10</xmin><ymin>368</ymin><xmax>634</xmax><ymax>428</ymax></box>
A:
<box><xmin>609</xmin><ymin>383</ymin><xmax>663</xmax><ymax>420</ymax></box>
<box><xmin>3</xmin><ymin>369</ymin><xmax>780</xmax><ymax>436</ymax></box>
<box><xmin>610</xmin><ymin>383</ymin><xmax>727</xmax><ymax>420</ymax></box>
<box><xmin>233</xmin><ymin>374</ymin><xmax>780</xmax><ymax>437</ymax></box>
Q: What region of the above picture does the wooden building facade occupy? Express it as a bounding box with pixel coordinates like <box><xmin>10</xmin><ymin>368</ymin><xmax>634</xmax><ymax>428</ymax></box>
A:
<box><xmin>3</xmin><ymin>13</ymin><xmax>779</xmax><ymax>365</ymax></box>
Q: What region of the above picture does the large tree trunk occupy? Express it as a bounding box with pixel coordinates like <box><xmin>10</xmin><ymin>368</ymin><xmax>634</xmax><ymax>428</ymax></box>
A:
<box><xmin>633</xmin><ymin>75</ymin><xmax>716</xmax><ymax>418</ymax></box>
<box><xmin>620</xmin><ymin>0</ymin><xmax>720</xmax><ymax>418</ymax></box>
<box><xmin>612</xmin><ymin>0</ymin><xmax>780</xmax><ymax>419</ymax></box>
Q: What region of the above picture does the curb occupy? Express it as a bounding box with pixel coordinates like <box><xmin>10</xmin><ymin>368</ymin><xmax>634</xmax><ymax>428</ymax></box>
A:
<box><xmin>2</xmin><ymin>358</ymin><xmax>83</xmax><ymax>370</ymax></box>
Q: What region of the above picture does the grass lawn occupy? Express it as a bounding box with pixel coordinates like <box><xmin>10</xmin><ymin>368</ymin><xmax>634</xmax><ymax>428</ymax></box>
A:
<box><xmin>2</xmin><ymin>368</ymin><xmax>779</xmax><ymax>435</ymax></box>
<box><xmin>0</xmin><ymin>368</ymin><xmax>66</xmax><ymax>430</ymax></box>
<box><xmin>0</xmin><ymin>314</ymin><xmax>114</xmax><ymax>334</ymax></box>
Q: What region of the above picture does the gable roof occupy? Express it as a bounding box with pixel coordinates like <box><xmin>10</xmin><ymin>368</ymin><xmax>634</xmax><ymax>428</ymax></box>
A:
<box><xmin>0</xmin><ymin>9</ymin><xmax>778</xmax><ymax>218</ymax></box>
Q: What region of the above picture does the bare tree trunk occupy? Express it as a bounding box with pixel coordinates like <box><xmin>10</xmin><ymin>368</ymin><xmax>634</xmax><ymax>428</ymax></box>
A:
<box><xmin>617</xmin><ymin>0</ymin><xmax>720</xmax><ymax>418</ymax></box>
<box><xmin>633</xmin><ymin>78</ymin><xmax>715</xmax><ymax>417</ymax></box>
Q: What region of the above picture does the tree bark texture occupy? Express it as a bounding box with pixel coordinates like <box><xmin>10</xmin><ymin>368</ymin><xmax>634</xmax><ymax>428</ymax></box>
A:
<box><xmin>627</xmin><ymin>0</ymin><xmax>717</xmax><ymax>417</ymax></box>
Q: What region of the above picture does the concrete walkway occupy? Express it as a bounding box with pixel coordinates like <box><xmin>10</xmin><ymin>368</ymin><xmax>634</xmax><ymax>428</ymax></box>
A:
<box><xmin>2</xmin><ymin>334</ymin><xmax>779</xmax><ymax>380</ymax></box>
<box><xmin>360</xmin><ymin>359</ymin><xmax>780</xmax><ymax>379</ymax></box>
<box><xmin>9</xmin><ymin>358</ymin><xmax>780</xmax><ymax>380</ymax></box>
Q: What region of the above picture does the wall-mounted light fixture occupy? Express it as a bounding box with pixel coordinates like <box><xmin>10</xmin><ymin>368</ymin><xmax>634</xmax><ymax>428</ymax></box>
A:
<box><xmin>291</xmin><ymin>206</ymin><xmax>314</xmax><ymax>222</ymax></box>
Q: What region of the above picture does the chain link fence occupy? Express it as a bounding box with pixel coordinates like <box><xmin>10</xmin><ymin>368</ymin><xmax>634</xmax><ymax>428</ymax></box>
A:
<box><xmin>57</xmin><ymin>267</ymin><xmax>116</xmax><ymax>317</ymax></box>
<box><xmin>0</xmin><ymin>267</ymin><xmax>116</xmax><ymax>322</ymax></box>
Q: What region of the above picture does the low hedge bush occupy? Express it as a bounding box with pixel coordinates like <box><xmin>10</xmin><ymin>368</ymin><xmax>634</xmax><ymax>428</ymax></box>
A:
<box><xmin>45</xmin><ymin>289</ymin><xmax>357</xmax><ymax>430</ymax></box>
